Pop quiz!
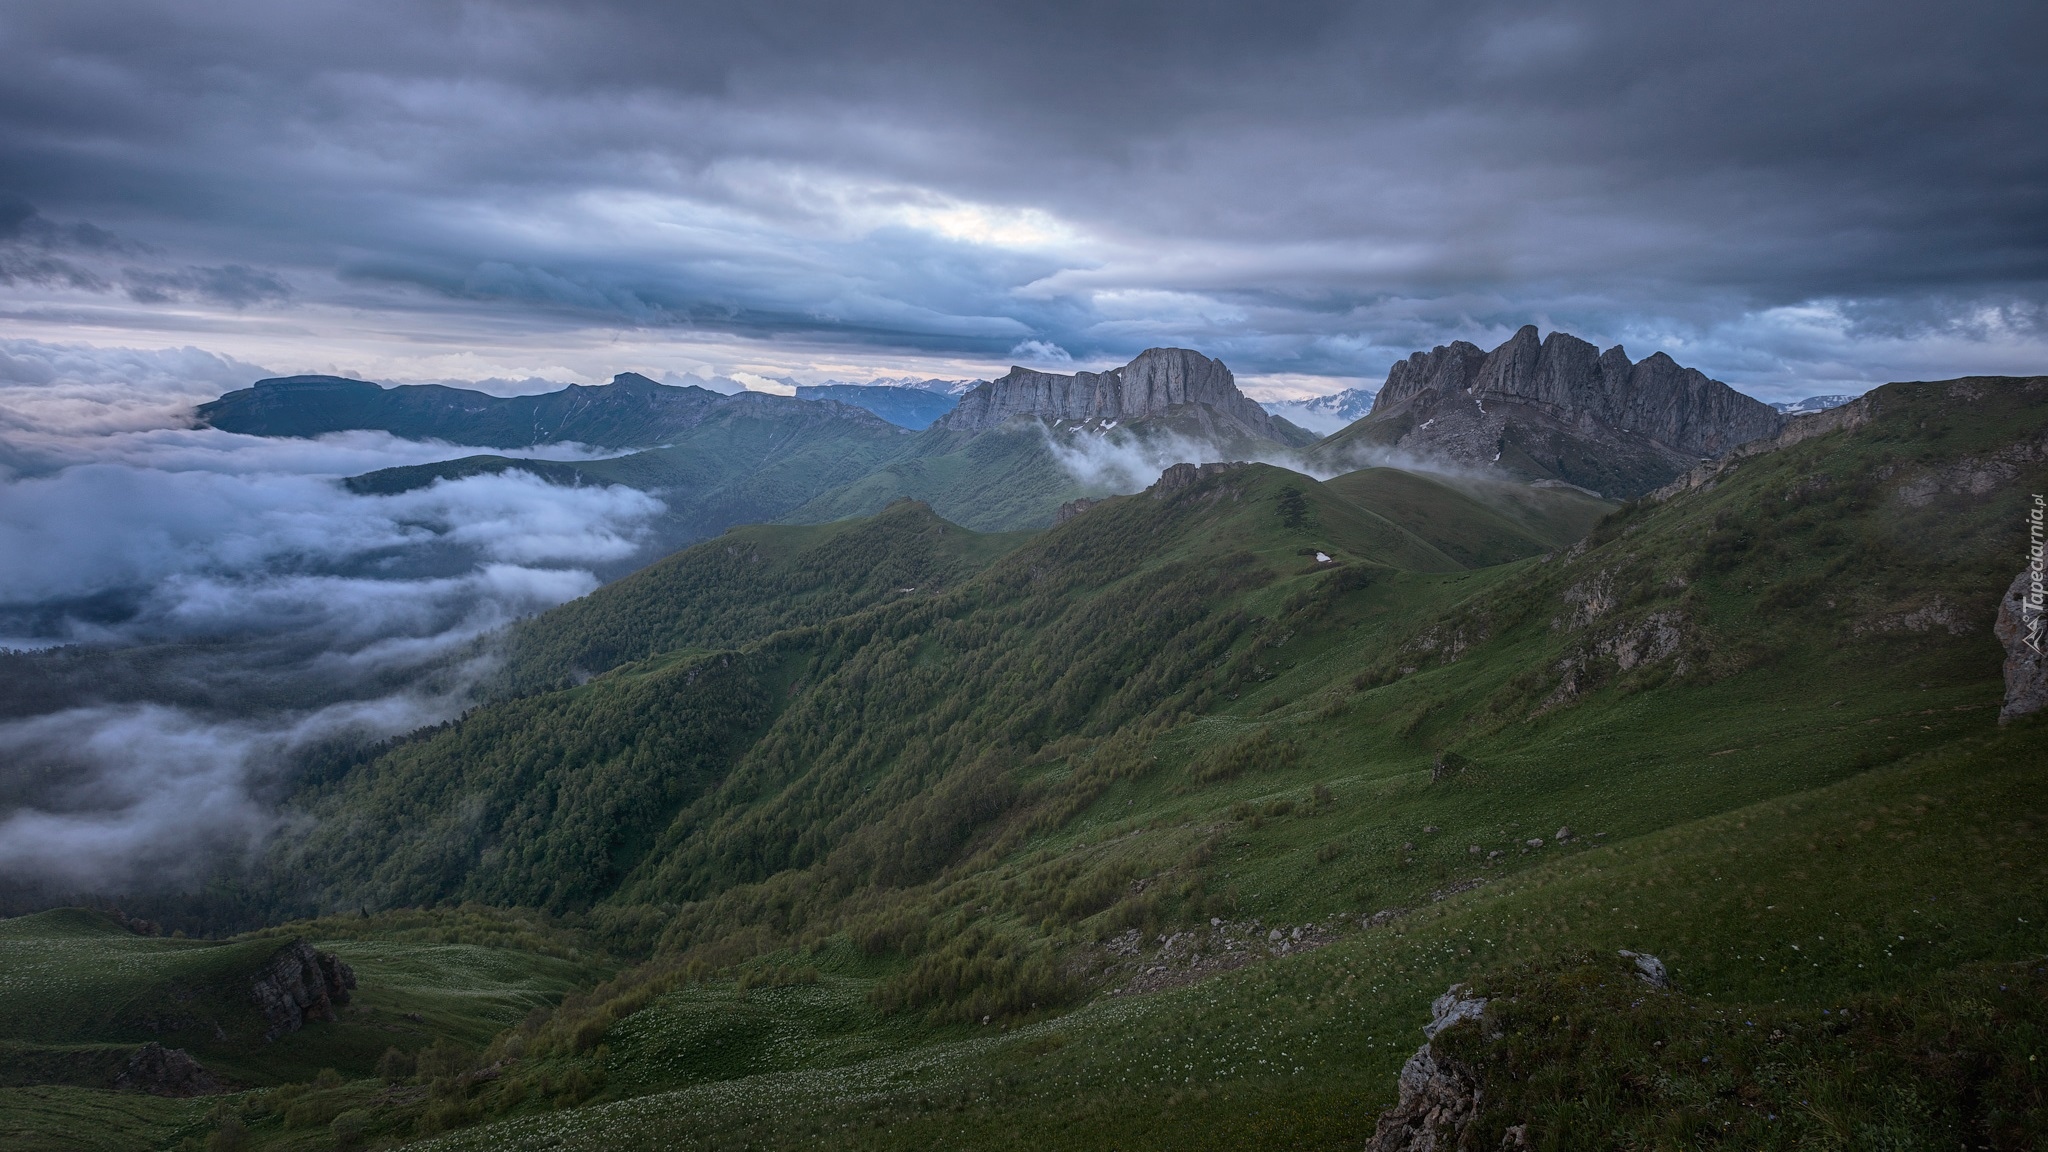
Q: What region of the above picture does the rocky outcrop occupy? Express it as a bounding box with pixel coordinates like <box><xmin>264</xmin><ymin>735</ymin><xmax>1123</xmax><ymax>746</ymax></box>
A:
<box><xmin>1996</xmin><ymin>563</ymin><xmax>2048</xmax><ymax>724</ymax></box>
<box><xmin>250</xmin><ymin>939</ymin><xmax>356</xmax><ymax>1041</ymax></box>
<box><xmin>1147</xmin><ymin>461</ymin><xmax>1249</xmax><ymax>497</ymax></box>
<box><xmin>1619</xmin><ymin>949</ymin><xmax>1671</xmax><ymax>989</ymax></box>
<box><xmin>113</xmin><ymin>1043</ymin><xmax>220</xmax><ymax>1097</ymax></box>
<box><xmin>1366</xmin><ymin>984</ymin><xmax>1491</xmax><ymax>1151</ymax></box>
<box><xmin>1053</xmin><ymin>497</ymin><xmax>1103</xmax><ymax>525</ymax></box>
<box><xmin>1344</xmin><ymin>326</ymin><xmax>1784</xmax><ymax>498</ymax></box>
<box><xmin>937</xmin><ymin>348</ymin><xmax>1293</xmax><ymax>442</ymax></box>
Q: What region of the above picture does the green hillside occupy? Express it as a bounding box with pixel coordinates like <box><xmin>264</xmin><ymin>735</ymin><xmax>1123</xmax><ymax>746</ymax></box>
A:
<box><xmin>278</xmin><ymin>462</ymin><xmax>1472</xmax><ymax>917</ymax></box>
<box><xmin>0</xmin><ymin>906</ymin><xmax>606</xmax><ymax>1103</ymax></box>
<box><xmin>11</xmin><ymin>375</ymin><xmax>2047</xmax><ymax>1149</ymax></box>
<box><xmin>783</xmin><ymin>424</ymin><xmax>1098</xmax><ymax>530</ymax></box>
<box><xmin>379</xmin><ymin>373</ymin><xmax>2047</xmax><ymax>1147</ymax></box>
<box><xmin>493</xmin><ymin>500</ymin><xmax>1032</xmax><ymax>696</ymax></box>
<box><xmin>1320</xmin><ymin>466</ymin><xmax>1612</xmax><ymax>565</ymax></box>
<box><xmin>785</xmin><ymin>416</ymin><xmax>1424</xmax><ymax>534</ymax></box>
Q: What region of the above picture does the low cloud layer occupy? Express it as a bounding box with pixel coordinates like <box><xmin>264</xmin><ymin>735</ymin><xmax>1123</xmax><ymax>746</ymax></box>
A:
<box><xmin>0</xmin><ymin>342</ymin><xmax>667</xmax><ymax>893</ymax></box>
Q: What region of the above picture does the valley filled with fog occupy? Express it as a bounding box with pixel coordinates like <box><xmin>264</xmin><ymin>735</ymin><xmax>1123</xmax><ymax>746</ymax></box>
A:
<box><xmin>0</xmin><ymin>341</ymin><xmax>663</xmax><ymax>892</ymax></box>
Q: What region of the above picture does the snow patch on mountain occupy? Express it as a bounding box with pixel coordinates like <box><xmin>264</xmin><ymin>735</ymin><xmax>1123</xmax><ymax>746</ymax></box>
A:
<box><xmin>1771</xmin><ymin>394</ymin><xmax>1859</xmax><ymax>415</ymax></box>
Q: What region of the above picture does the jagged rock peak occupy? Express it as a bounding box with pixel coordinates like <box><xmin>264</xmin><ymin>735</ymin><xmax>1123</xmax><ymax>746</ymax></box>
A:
<box><xmin>937</xmin><ymin>348</ymin><xmax>1283</xmax><ymax>437</ymax></box>
<box><xmin>1370</xmin><ymin>325</ymin><xmax>1782</xmax><ymax>459</ymax></box>
<box><xmin>1343</xmin><ymin>325</ymin><xmax>1786</xmax><ymax>498</ymax></box>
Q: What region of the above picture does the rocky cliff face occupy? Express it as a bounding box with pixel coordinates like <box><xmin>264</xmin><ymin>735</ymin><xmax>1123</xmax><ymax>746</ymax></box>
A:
<box><xmin>1996</xmin><ymin>565</ymin><xmax>2048</xmax><ymax>724</ymax></box>
<box><xmin>250</xmin><ymin>939</ymin><xmax>356</xmax><ymax>1041</ymax></box>
<box><xmin>1339</xmin><ymin>326</ymin><xmax>1784</xmax><ymax>498</ymax></box>
<box><xmin>1365</xmin><ymin>984</ymin><xmax>1493</xmax><ymax>1151</ymax></box>
<box><xmin>937</xmin><ymin>348</ymin><xmax>1295</xmax><ymax>442</ymax></box>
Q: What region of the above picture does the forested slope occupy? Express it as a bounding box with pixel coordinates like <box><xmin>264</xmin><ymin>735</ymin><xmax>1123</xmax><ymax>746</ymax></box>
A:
<box><xmin>494</xmin><ymin>500</ymin><xmax>1031</xmax><ymax>696</ymax></box>
<box><xmin>281</xmin><ymin>463</ymin><xmax>1459</xmax><ymax>916</ymax></box>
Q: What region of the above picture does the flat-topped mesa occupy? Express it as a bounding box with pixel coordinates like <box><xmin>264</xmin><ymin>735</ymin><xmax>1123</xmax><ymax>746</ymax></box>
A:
<box><xmin>1349</xmin><ymin>325</ymin><xmax>1785</xmax><ymax>498</ymax></box>
<box><xmin>937</xmin><ymin>347</ymin><xmax>1287</xmax><ymax>439</ymax></box>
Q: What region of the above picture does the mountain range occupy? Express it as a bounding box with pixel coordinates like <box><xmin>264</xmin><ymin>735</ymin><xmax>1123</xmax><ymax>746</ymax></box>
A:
<box><xmin>7</xmin><ymin>338</ymin><xmax>2048</xmax><ymax>1149</ymax></box>
<box><xmin>195</xmin><ymin>335</ymin><xmax>1840</xmax><ymax>575</ymax></box>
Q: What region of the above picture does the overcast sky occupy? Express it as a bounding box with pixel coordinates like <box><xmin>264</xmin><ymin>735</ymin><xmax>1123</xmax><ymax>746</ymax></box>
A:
<box><xmin>0</xmin><ymin>0</ymin><xmax>2042</xmax><ymax>401</ymax></box>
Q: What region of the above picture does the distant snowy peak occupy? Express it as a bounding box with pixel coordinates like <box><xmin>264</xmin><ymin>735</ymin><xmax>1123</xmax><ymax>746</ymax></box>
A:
<box><xmin>1772</xmin><ymin>394</ymin><xmax>1859</xmax><ymax>415</ymax></box>
<box><xmin>1259</xmin><ymin>386</ymin><xmax>1378</xmax><ymax>436</ymax></box>
<box><xmin>872</xmin><ymin>376</ymin><xmax>985</xmax><ymax>396</ymax></box>
<box><xmin>790</xmin><ymin>375</ymin><xmax>985</xmax><ymax>396</ymax></box>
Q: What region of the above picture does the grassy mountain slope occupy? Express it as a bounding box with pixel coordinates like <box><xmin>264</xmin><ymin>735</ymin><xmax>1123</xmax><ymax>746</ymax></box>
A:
<box><xmin>16</xmin><ymin>374</ymin><xmax>2046</xmax><ymax>1149</ymax></box>
<box><xmin>277</xmin><ymin>463</ymin><xmax>1474</xmax><ymax>919</ymax></box>
<box><xmin>403</xmin><ymin>716</ymin><xmax>2047</xmax><ymax>1152</ymax></box>
<box><xmin>493</xmin><ymin>500</ymin><xmax>1033</xmax><ymax>696</ymax></box>
<box><xmin>788</xmin><ymin>413</ymin><xmax>1326</xmax><ymax>532</ymax></box>
<box><xmin>291</xmin><ymin>371</ymin><xmax>2046</xmax><ymax>936</ymax></box>
<box><xmin>782</xmin><ymin>424</ymin><xmax>1096</xmax><ymax>531</ymax></box>
<box><xmin>1319</xmin><ymin>466</ymin><xmax>1612</xmax><ymax>567</ymax></box>
<box><xmin>0</xmin><ymin>907</ymin><xmax>606</xmax><ymax>1089</ymax></box>
<box><xmin>357</xmin><ymin>372</ymin><xmax>2045</xmax><ymax>1148</ymax></box>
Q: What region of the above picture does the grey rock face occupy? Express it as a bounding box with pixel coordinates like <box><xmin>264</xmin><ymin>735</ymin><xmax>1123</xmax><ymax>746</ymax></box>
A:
<box><xmin>1352</xmin><ymin>325</ymin><xmax>1784</xmax><ymax>497</ymax></box>
<box><xmin>1147</xmin><ymin>460</ymin><xmax>1249</xmax><ymax>497</ymax></box>
<box><xmin>938</xmin><ymin>348</ymin><xmax>1287</xmax><ymax>440</ymax></box>
<box><xmin>114</xmin><ymin>1042</ymin><xmax>220</xmax><ymax>1096</ymax></box>
<box><xmin>1366</xmin><ymin>984</ymin><xmax>1490</xmax><ymax>1151</ymax></box>
<box><xmin>1619</xmin><ymin>949</ymin><xmax>1671</xmax><ymax>989</ymax></box>
<box><xmin>1053</xmin><ymin>497</ymin><xmax>1103</xmax><ymax>525</ymax></box>
<box><xmin>250</xmin><ymin>939</ymin><xmax>357</xmax><ymax>1041</ymax></box>
<box><xmin>1995</xmin><ymin>565</ymin><xmax>2048</xmax><ymax>724</ymax></box>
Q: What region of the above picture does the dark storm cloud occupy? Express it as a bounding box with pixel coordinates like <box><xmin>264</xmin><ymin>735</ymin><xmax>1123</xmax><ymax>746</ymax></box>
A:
<box><xmin>0</xmin><ymin>0</ymin><xmax>2042</xmax><ymax>393</ymax></box>
<box><xmin>0</xmin><ymin>195</ymin><xmax>292</xmax><ymax>308</ymax></box>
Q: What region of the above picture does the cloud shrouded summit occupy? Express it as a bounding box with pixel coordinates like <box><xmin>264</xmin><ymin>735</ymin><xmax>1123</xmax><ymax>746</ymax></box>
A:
<box><xmin>0</xmin><ymin>0</ymin><xmax>2042</xmax><ymax>397</ymax></box>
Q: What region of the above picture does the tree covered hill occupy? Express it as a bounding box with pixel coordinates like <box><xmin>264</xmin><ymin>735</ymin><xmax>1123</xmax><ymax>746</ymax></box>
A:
<box><xmin>492</xmin><ymin>500</ymin><xmax>1036</xmax><ymax>697</ymax></box>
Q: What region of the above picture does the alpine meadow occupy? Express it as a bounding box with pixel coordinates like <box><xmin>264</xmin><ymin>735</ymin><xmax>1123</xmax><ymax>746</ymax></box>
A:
<box><xmin>1</xmin><ymin>3</ymin><xmax>2045</xmax><ymax>1150</ymax></box>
